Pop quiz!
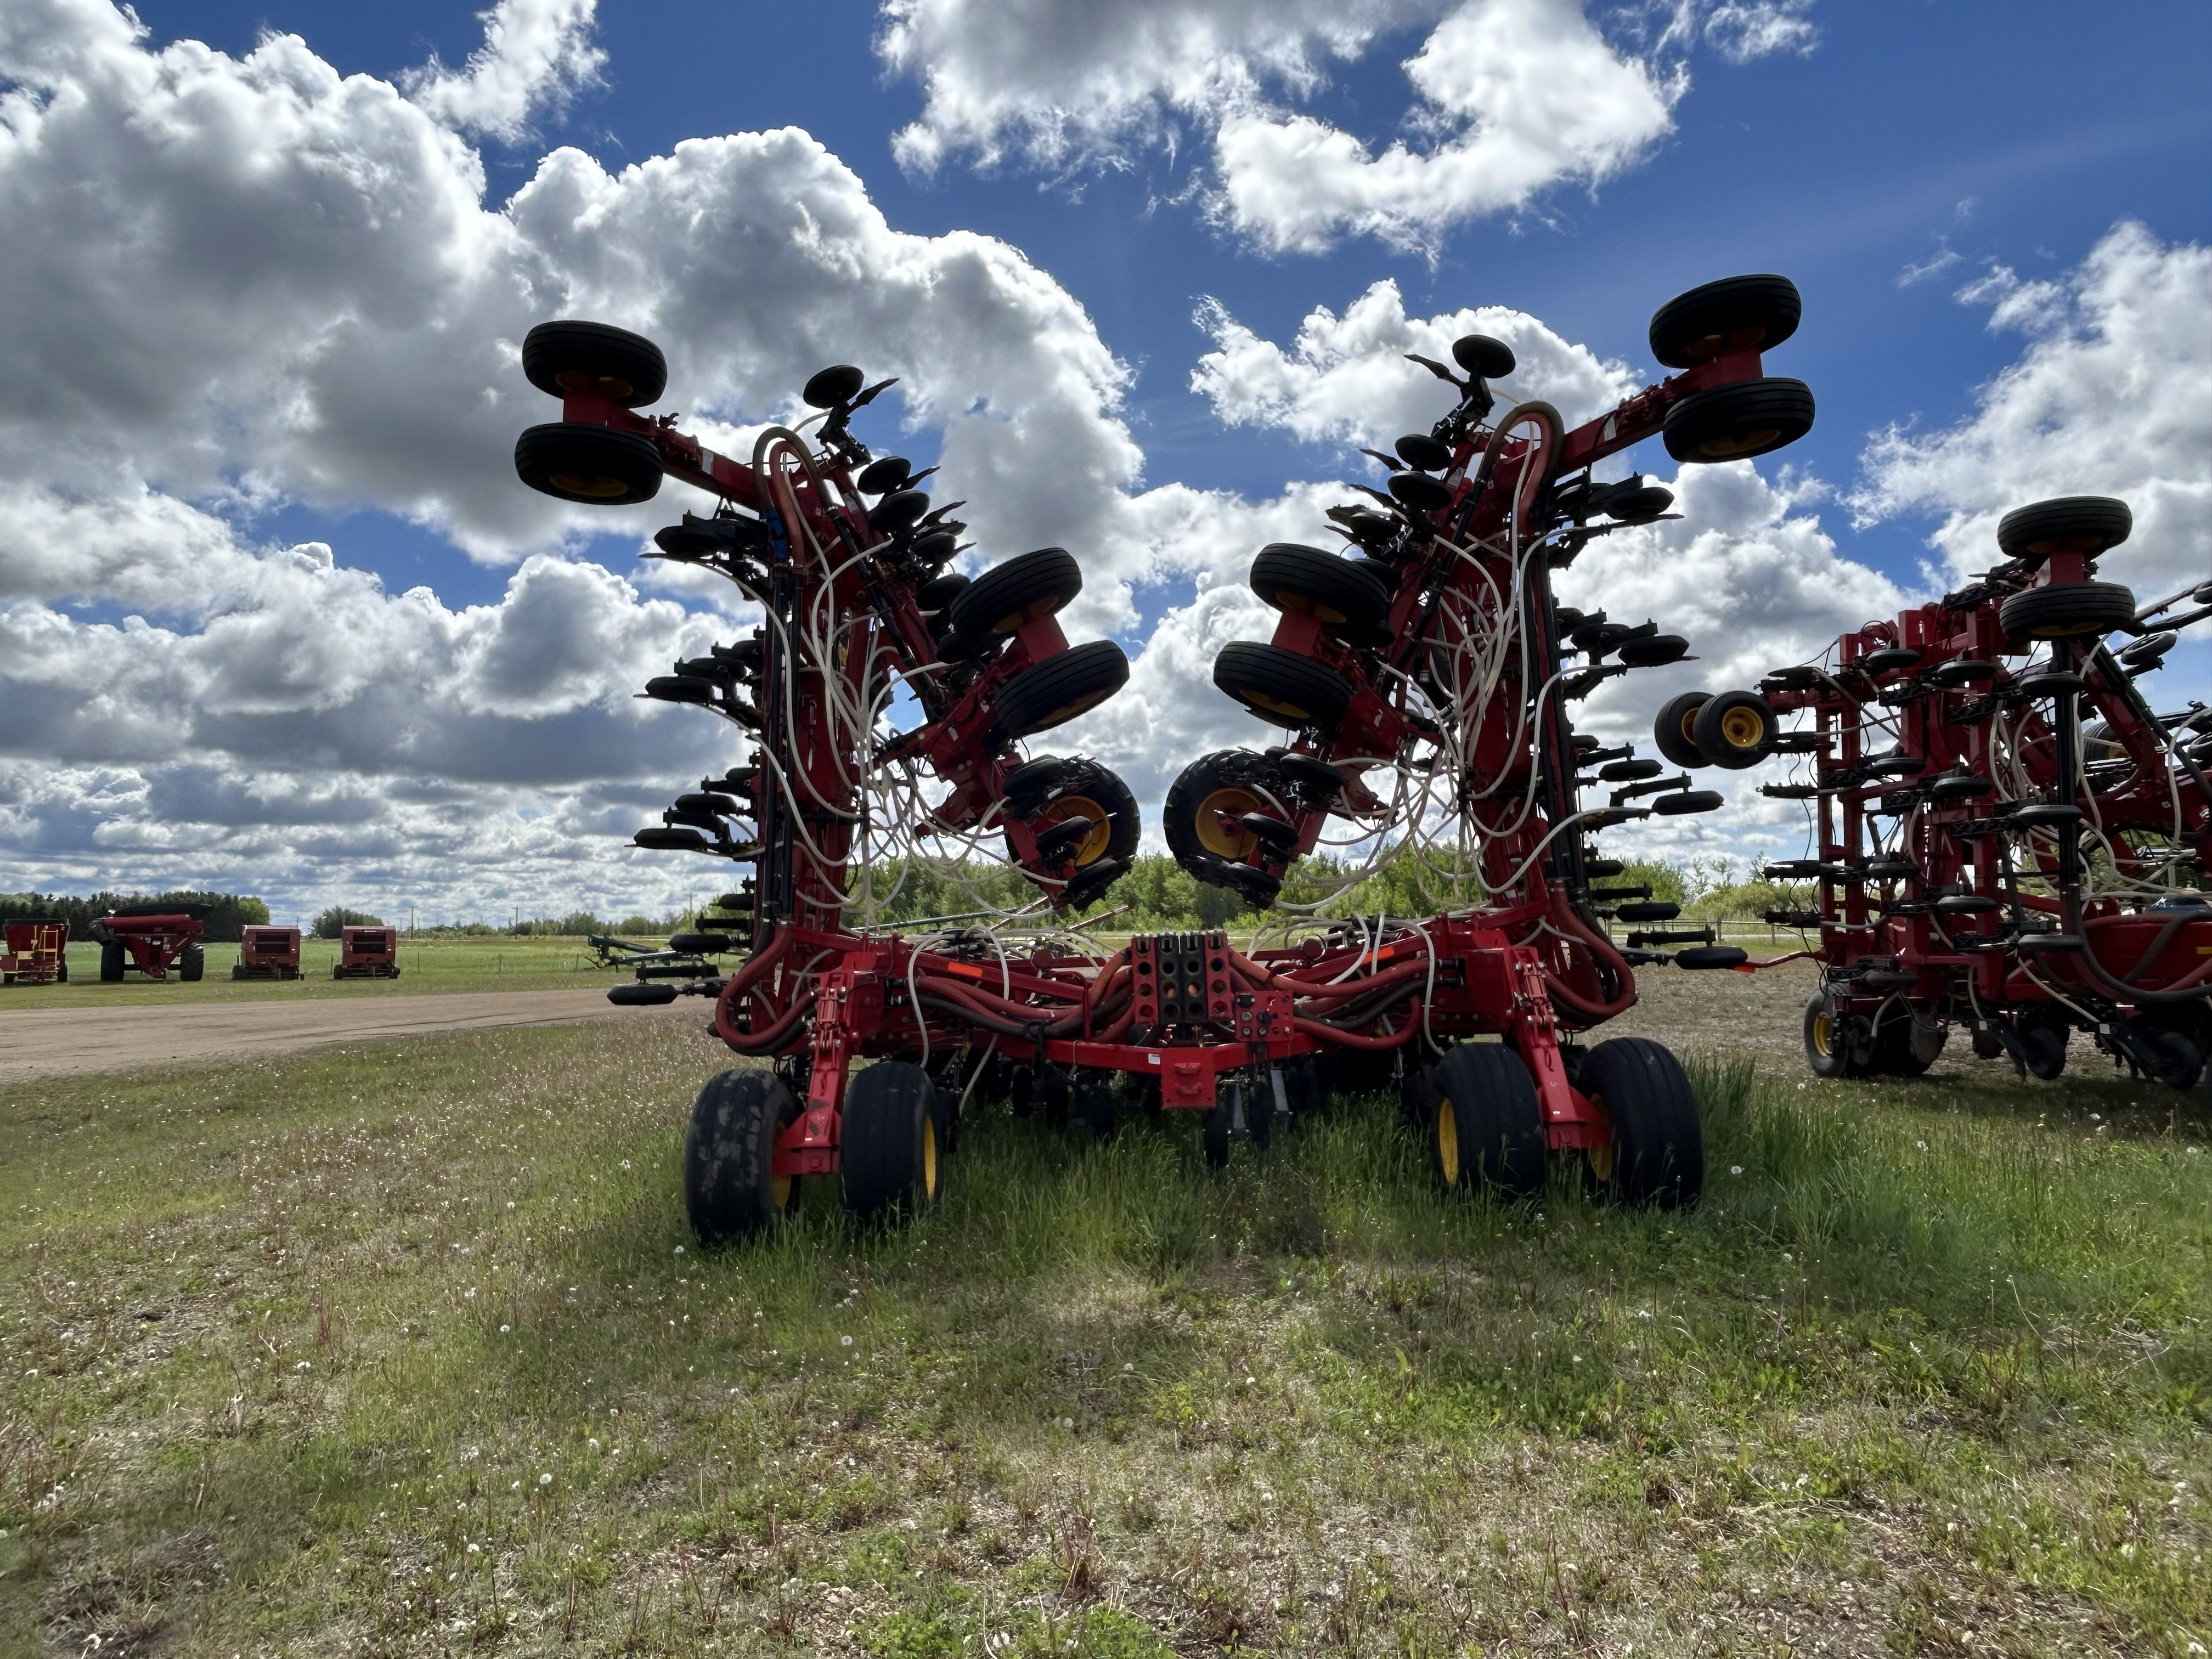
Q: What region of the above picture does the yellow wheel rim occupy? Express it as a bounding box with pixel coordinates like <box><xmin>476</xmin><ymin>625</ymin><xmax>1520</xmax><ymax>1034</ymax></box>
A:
<box><xmin>1585</xmin><ymin>1094</ymin><xmax>1615</xmax><ymax>1184</ymax></box>
<box><xmin>1811</xmin><ymin>1009</ymin><xmax>1833</xmax><ymax>1057</ymax></box>
<box><xmin>1194</xmin><ymin>786</ymin><xmax>1265</xmax><ymax>859</ymax></box>
<box><xmin>1034</xmin><ymin>688</ymin><xmax>1114</xmax><ymax>727</ymax></box>
<box><xmin>1239</xmin><ymin>689</ymin><xmax>1314</xmax><ymax>721</ymax></box>
<box><xmin>989</xmin><ymin>595</ymin><xmax>1065</xmax><ymax>635</ymax></box>
<box><xmin>1719</xmin><ymin>706</ymin><xmax>1766</xmax><ymax>749</ymax></box>
<box><xmin>548</xmin><ymin>471</ymin><xmax>633</xmax><ymax>498</ymax></box>
<box><xmin>771</xmin><ymin>1172</ymin><xmax>793</xmax><ymax>1210</ymax></box>
<box><xmin>922</xmin><ymin>1116</ymin><xmax>939</xmax><ymax>1199</ymax></box>
<box><xmin>1277</xmin><ymin>591</ymin><xmax>1350</xmax><ymax>626</ymax></box>
<box><xmin>1038</xmin><ymin>795</ymin><xmax>1112</xmax><ymax>865</ymax></box>
<box><xmin>1435</xmin><ymin>1098</ymin><xmax>1460</xmax><ymax>1187</ymax></box>
<box><xmin>554</xmin><ymin>369</ymin><xmax>637</xmax><ymax>399</ymax></box>
<box><xmin>1680</xmin><ymin>707</ymin><xmax>1702</xmax><ymax>743</ymax></box>
<box><xmin>1698</xmin><ymin>427</ymin><xmax>1781</xmax><ymax>458</ymax></box>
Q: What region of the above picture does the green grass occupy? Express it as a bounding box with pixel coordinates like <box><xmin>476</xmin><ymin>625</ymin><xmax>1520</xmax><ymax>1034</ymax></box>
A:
<box><xmin>0</xmin><ymin>934</ymin><xmax>647</xmax><ymax>1008</ymax></box>
<box><xmin>0</xmin><ymin>1022</ymin><xmax>2207</xmax><ymax>1655</ymax></box>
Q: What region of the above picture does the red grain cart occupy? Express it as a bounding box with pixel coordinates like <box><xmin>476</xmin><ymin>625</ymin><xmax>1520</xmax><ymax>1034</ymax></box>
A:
<box><xmin>1</xmin><ymin>919</ymin><xmax>69</xmax><ymax>985</ymax></box>
<box><xmin>232</xmin><ymin>924</ymin><xmax>303</xmax><ymax>980</ymax></box>
<box><xmin>333</xmin><ymin>926</ymin><xmax>400</xmax><ymax>979</ymax></box>
<box><xmin>91</xmin><ymin>905</ymin><xmax>206</xmax><ymax>982</ymax></box>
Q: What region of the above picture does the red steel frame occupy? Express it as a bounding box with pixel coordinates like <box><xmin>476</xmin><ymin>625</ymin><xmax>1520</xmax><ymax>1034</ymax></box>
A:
<box><xmin>1743</xmin><ymin>544</ymin><xmax>2212</xmax><ymax>1065</ymax></box>
<box><xmin>557</xmin><ymin>322</ymin><xmax>1795</xmax><ymax>1177</ymax></box>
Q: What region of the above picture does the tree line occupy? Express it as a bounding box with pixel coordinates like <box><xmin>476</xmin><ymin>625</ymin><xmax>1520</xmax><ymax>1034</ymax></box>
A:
<box><xmin>0</xmin><ymin>890</ymin><xmax>272</xmax><ymax>943</ymax></box>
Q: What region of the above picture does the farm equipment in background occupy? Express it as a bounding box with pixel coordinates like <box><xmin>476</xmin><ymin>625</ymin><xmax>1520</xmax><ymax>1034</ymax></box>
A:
<box><xmin>1</xmin><ymin>918</ymin><xmax>69</xmax><ymax>985</ymax></box>
<box><xmin>587</xmin><ymin>932</ymin><xmax>722</xmax><ymax>979</ymax></box>
<box><xmin>90</xmin><ymin>905</ymin><xmax>206</xmax><ymax>983</ymax></box>
<box><xmin>1678</xmin><ymin>494</ymin><xmax>2212</xmax><ymax>1086</ymax></box>
<box><xmin>522</xmin><ymin>275</ymin><xmax>1810</xmax><ymax>1237</ymax></box>
<box><xmin>332</xmin><ymin>925</ymin><xmax>400</xmax><ymax>980</ymax></box>
<box><xmin>231</xmin><ymin>925</ymin><xmax>303</xmax><ymax>980</ymax></box>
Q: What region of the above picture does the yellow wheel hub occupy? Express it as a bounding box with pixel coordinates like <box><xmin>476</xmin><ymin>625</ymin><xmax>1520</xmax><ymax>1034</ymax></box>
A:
<box><xmin>1699</xmin><ymin>426</ymin><xmax>1781</xmax><ymax>458</ymax></box>
<box><xmin>554</xmin><ymin>369</ymin><xmax>637</xmax><ymax>399</ymax></box>
<box><xmin>1435</xmin><ymin>1098</ymin><xmax>1460</xmax><ymax>1187</ymax></box>
<box><xmin>1194</xmin><ymin>785</ymin><xmax>1266</xmax><ymax>859</ymax></box>
<box><xmin>1811</xmin><ymin>1008</ymin><xmax>1833</xmax><ymax>1057</ymax></box>
<box><xmin>1039</xmin><ymin>795</ymin><xmax>1111</xmax><ymax>865</ymax></box>
<box><xmin>771</xmin><ymin>1171</ymin><xmax>793</xmax><ymax>1209</ymax></box>
<box><xmin>1720</xmin><ymin>706</ymin><xmax>1766</xmax><ymax>749</ymax></box>
<box><xmin>549</xmin><ymin>472</ymin><xmax>633</xmax><ymax>498</ymax></box>
<box><xmin>922</xmin><ymin>1116</ymin><xmax>939</xmax><ymax>1199</ymax></box>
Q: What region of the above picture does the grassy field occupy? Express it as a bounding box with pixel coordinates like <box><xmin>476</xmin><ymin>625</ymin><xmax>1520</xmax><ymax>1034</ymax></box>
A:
<box><xmin>1</xmin><ymin>1008</ymin><xmax>2208</xmax><ymax>1656</ymax></box>
<box><xmin>0</xmin><ymin>935</ymin><xmax>652</xmax><ymax>1009</ymax></box>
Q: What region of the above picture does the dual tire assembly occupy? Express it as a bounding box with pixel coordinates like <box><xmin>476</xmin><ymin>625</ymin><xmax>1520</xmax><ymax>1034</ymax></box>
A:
<box><xmin>1417</xmin><ymin>1037</ymin><xmax>1703</xmax><ymax>1208</ymax></box>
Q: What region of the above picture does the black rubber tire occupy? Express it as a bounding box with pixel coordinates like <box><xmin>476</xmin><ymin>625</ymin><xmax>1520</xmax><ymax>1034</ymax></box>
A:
<box><xmin>1213</xmin><ymin>641</ymin><xmax>1356</xmax><ymax>733</ymax></box>
<box><xmin>99</xmin><ymin>940</ymin><xmax>125</xmax><ymax>983</ymax></box>
<box><xmin>1076</xmin><ymin>1074</ymin><xmax>1119</xmax><ymax>1141</ymax></box>
<box><xmin>2022</xmin><ymin>1019</ymin><xmax>2068</xmax><ymax>1081</ymax></box>
<box><xmin>684</xmin><ymin>1069</ymin><xmax>800</xmax><ymax>1242</ymax></box>
<box><xmin>522</xmin><ymin>320</ymin><xmax>668</xmax><ymax>407</ymax></box>
<box><xmin>1426</xmin><ymin>1043</ymin><xmax>1545</xmax><ymax>1199</ymax></box>
<box><xmin>1007</xmin><ymin>760</ymin><xmax>1140</xmax><ymax>872</ymax></box>
<box><xmin>841</xmin><ymin>1061</ymin><xmax>942</xmax><ymax>1221</ymax></box>
<box><xmin>1662</xmin><ymin>377</ymin><xmax>1815</xmax><ymax>464</ymax></box>
<box><xmin>1999</xmin><ymin>580</ymin><xmax>2138</xmax><ymax>644</ymax></box>
<box><xmin>1654</xmin><ymin>691</ymin><xmax>1712</xmax><ymax>770</ymax></box>
<box><xmin>1869</xmin><ymin>1014</ymin><xmax>1933</xmax><ymax>1077</ymax></box>
<box><xmin>1674</xmin><ymin>945</ymin><xmax>1749</xmax><ymax>969</ymax></box>
<box><xmin>1579</xmin><ymin>1037</ymin><xmax>1703</xmax><ymax>1207</ymax></box>
<box><xmin>667</xmin><ymin>932</ymin><xmax>733</xmax><ymax>954</ymax></box>
<box><xmin>1202</xmin><ymin>1104</ymin><xmax>1231</xmax><ymax>1170</ymax></box>
<box><xmin>950</xmin><ymin>548</ymin><xmax>1082</xmax><ymax>639</ymax></box>
<box><xmin>1649</xmin><ymin>274</ymin><xmax>1803</xmax><ymax>368</ymax></box>
<box><xmin>995</xmin><ymin>640</ymin><xmax>1130</xmax><ymax>737</ymax></box>
<box><xmin>1164</xmin><ymin>749</ymin><xmax>1291</xmax><ymax>878</ymax></box>
<box><xmin>55</xmin><ymin>957</ymin><xmax>67</xmax><ymax>984</ymax></box>
<box><xmin>1803</xmin><ymin>989</ymin><xmax>1869</xmax><ymax>1079</ymax></box>
<box><xmin>1249</xmin><ymin>544</ymin><xmax>1391</xmax><ymax>635</ymax></box>
<box><xmin>1997</xmin><ymin>496</ymin><xmax>2132</xmax><ymax>562</ymax></box>
<box><xmin>515</xmin><ymin>422</ymin><xmax>662</xmax><ymax>505</ymax></box>
<box><xmin>916</xmin><ymin>572</ymin><xmax>969</xmax><ymax>613</ymax></box>
<box><xmin>178</xmin><ymin>945</ymin><xmax>204</xmax><ymax>983</ymax></box>
<box><xmin>1283</xmin><ymin>1056</ymin><xmax>1327</xmax><ymax>1121</ymax></box>
<box><xmin>1691</xmin><ymin>689</ymin><xmax>1779</xmax><ymax>770</ymax></box>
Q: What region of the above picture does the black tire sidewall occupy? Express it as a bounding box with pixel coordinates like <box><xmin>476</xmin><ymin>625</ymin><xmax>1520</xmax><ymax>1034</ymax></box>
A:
<box><xmin>684</xmin><ymin>1069</ymin><xmax>798</xmax><ymax>1242</ymax></box>
<box><xmin>996</xmin><ymin>640</ymin><xmax>1130</xmax><ymax>738</ymax></box>
<box><xmin>840</xmin><ymin>1062</ymin><xmax>940</xmax><ymax>1220</ymax></box>
<box><xmin>1662</xmin><ymin>377</ymin><xmax>1814</xmax><ymax>465</ymax></box>
<box><xmin>515</xmin><ymin>423</ymin><xmax>663</xmax><ymax>505</ymax></box>
<box><xmin>949</xmin><ymin>549</ymin><xmax>1082</xmax><ymax>639</ymax></box>
<box><xmin>1429</xmin><ymin>1043</ymin><xmax>1545</xmax><ymax>1198</ymax></box>
<box><xmin>1580</xmin><ymin>1037</ymin><xmax>1703</xmax><ymax>1206</ymax></box>
<box><xmin>1212</xmin><ymin>642</ymin><xmax>1356</xmax><ymax>733</ymax></box>
<box><xmin>1653</xmin><ymin>691</ymin><xmax>1712</xmax><ymax>770</ymax></box>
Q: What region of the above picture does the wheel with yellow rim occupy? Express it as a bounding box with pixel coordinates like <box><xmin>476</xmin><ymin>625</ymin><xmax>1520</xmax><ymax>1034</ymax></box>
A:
<box><xmin>522</xmin><ymin>319</ymin><xmax>668</xmax><ymax>406</ymax></box>
<box><xmin>1425</xmin><ymin>1043</ymin><xmax>1545</xmax><ymax>1199</ymax></box>
<box><xmin>841</xmin><ymin>1061</ymin><xmax>943</xmax><ymax>1222</ymax></box>
<box><xmin>949</xmin><ymin>548</ymin><xmax>1083</xmax><ymax>639</ymax></box>
<box><xmin>996</xmin><ymin>640</ymin><xmax>1131</xmax><ymax>738</ymax></box>
<box><xmin>1803</xmin><ymin>988</ymin><xmax>1870</xmax><ymax>1079</ymax></box>
<box><xmin>1213</xmin><ymin>641</ymin><xmax>1356</xmax><ymax>733</ymax></box>
<box><xmin>1690</xmin><ymin>689</ymin><xmax>1778</xmax><ymax>770</ymax></box>
<box><xmin>1164</xmin><ymin>749</ymin><xmax>1294</xmax><ymax>885</ymax></box>
<box><xmin>1661</xmin><ymin>377</ymin><xmax>1814</xmax><ymax>465</ymax></box>
<box><xmin>684</xmin><ymin>1070</ymin><xmax>801</xmax><ymax>1242</ymax></box>
<box><xmin>1576</xmin><ymin>1037</ymin><xmax>1702</xmax><ymax>1207</ymax></box>
<box><xmin>515</xmin><ymin>422</ymin><xmax>662</xmax><ymax>505</ymax></box>
<box><xmin>1250</xmin><ymin>544</ymin><xmax>1391</xmax><ymax>639</ymax></box>
<box><xmin>1006</xmin><ymin>760</ymin><xmax>1140</xmax><ymax>873</ymax></box>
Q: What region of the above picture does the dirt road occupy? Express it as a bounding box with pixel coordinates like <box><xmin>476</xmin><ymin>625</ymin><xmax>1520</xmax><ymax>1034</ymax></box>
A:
<box><xmin>0</xmin><ymin>988</ymin><xmax>642</xmax><ymax>1082</ymax></box>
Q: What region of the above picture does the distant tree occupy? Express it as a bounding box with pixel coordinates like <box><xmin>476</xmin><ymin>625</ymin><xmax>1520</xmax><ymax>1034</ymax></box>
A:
<box><xmin>312</xmin><ymin>906</ymin><xmax>385</xmax><ymax>939</ymax></box>
<box><xmin>616</xmin><ymin>915</ymin><xmax>661</xmax><ymax>935</ymax></box>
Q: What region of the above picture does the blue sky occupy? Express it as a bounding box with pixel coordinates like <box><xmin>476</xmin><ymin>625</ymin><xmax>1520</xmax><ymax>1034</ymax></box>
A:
<box><xmin>2</xmin><ymin>0</ymin><xmax>2208</xmax><ymax>918</ymax></box>
<box><xmin>138</xmin><ymin>0</ymin><xmax>2210</xmax><ymax>604</ymax></box>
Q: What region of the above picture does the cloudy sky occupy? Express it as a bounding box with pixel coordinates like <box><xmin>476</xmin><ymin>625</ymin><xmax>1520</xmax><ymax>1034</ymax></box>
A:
<box><xmin>0</xmin><ymin>0</ymin><xmax>2205</xmax><ymax>924</ymax></box>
